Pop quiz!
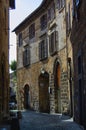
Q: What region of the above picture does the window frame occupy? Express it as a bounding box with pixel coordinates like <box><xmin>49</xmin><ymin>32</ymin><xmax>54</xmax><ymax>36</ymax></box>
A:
<box><xmin>57</xmin><ymin>0</ymin><xmax>65</xmax><ymax>10</ymax></box>
<box><xmin>23</xmin><ymin>45</ymin><xmax>30</xmax><ymax>67</ymax></box>
<box><xmin>39</xmin><ymin>38</ymin><xmax>48</xmax><ymax>61</ymax></box>
<box><xmin>40</xmin><ymin>14</ymin><xmax>47</xmax><ymax>31</ymax></box>
<box><xmin>18</xmin><ymin>33</ymin><xmax>22</xmax><ymax>47</ymax></box>
<box><xmin>29</xmin><ymin>23</ymin><xmax>35</xmax><ymax>40</ymax></box>
<box><xmin>48</xmin><ymin>2</ymin><xmax>55</xmax><ymax>21</ymax></box>
<box><xmin>49</xmin><ymin>31</ymin><xmax>58</xmax><ymax>56</ymax></box>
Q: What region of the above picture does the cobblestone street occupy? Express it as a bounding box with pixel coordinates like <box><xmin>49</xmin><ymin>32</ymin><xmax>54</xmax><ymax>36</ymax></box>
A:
<box><xmin>19</xmin><ymin>110</ymin><xmax>84</xmax><ymax>130</ymax></box>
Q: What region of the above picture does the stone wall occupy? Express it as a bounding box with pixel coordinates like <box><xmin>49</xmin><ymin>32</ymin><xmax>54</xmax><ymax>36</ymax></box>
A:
<box><xmin>0</xmin><ymin>0</ymin><xmax>9</xmax><ymax>119</ymax></box>
<box><xmin>16</xmin><ymin>0</ymin><xmax>73</xmax><ymax>115</ymax></box>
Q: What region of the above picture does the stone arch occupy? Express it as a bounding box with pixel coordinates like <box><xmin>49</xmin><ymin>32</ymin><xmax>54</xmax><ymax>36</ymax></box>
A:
<box><xmin>24</xmin><ymin>84</ymin><xmax>30</xmax><ymax>109</ymax></box>
<box><xmin>39</xmin><ymin>71</ymin><xmax>50</xmax><ymax>113</ymax></box>
<box><xmin>53</xmin><ymin>58</ymin><xmax>61</xmax><ymax>113</ymax></box>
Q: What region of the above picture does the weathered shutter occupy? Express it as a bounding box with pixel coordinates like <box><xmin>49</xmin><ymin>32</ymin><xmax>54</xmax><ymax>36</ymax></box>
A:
<box><xmin>68</xmin><ymin>3</ymin><xmax>71</xmax><ymax>32</ymax></box>
<box><xmin>62</xmin><ymin>0</ymin><xmax>65</xmax><ymax>7</ymax></box>
<box><xmin>23</xmin><ymin>51</ymin><xmax>26</xmax><ymax>66</ymax></box>
<box><xmin>48</xmin><ymin>8</ymin><xmax>51</xmax><ymax>21</ymax></box>
<box><xmin>66</xmin><ymin>3</ymin><xmax>71</xmax><ymax>35</ymax></box>
<box><xmin>49</xmin><ymin>34</ymin><xmax>52</xmax><ymax>55</ymax></box>
<box><xmin>49</xmin><ymin>31</ymin><xmax>58</xmax><ymax>55</ymax></box>
<box><xmin>39</xmin><ymin>42</ymin><xmax>42</xmax><ymax>60</ymax></box>
<box><xmin>51</xmin><ymin>3</ymin><xmax>55</xmax><ymax>20</ymax></box>
<box><xmin>44</xmin><ymin>39</ymin><xmax>48</xmax><ymax>59</ymax></box>
<box><xmin>55</xmin><ymin>31</ymin><xmax>58</xmax><ymax>51</ymax></box>
<box><xmin>56</xmin><ymin>0</ymin><xmax>60</xmax><ymax>9</ymax></box>
<box><xmin>53</xmin><ymin>31</ymin><xmax>56</xmax><ymax>53</ymax></box>
<box><xmin>27</xmin><ymin>48</ymin><xmax>30</xmax><ymax>65</ymax></box>
<box><xmin>19</xmin><ymin>33</ymin><xmax>22</xmax><ymax>47</ymax></box>
<box><xmin>76</xmin><ymin>0</ymin><xmax>80</xmax><ymax>6</ymax></box>
<box><xmin>23</xmin><ymin>46</ymin><xmax>30</xmax><ymax>67</ymax></box>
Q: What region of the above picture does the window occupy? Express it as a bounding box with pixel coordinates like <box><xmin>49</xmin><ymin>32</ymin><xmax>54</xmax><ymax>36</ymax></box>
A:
<box><xmin>9</xmin><ymin>0</ymin><xmax>15</xmax><ymax>9</ymax></box>
<box><xmin>66</xmin><ymin>3</ymin><xmax>71</xmax><ymax>35</ymax></box>
<box><xmin>78</xmin><ymin>55</ymin><xmax>82</xmax><ymax>74</ymax></box>
<box><xmin>40</xmin><ymin>14</ymin><xmax>47</xmax><ymax>30</ymax></box>
<box><xmin>48</xmin><ymin>2</ymin><xmax>55</xmax><ymax>21</ymax></box>
<box><xmin>29</xmin><ymin>23</ymin><xmax>35</xmax><ymax>39</ymax></box>
<box><xmin>18</xmin><ymin>33</ymin><xmax>22</xmax><ymax>47</ymax></box>
<box><xmin>49</xmin><ymin>31</ymin><xmax>58</xmax><ymax>55</ymax></box>
<box><xmin>57</xmin><ymin>0</ymin><xmax>65</xmax><ymax>10</ymax></box>
<box><xmin>23</xmin><ymin>46</ymin><xmax>30</xmax><ymax>67</ymax></box>
<box><xmin>75</xmin><ymin>0</ymin><xmax>81</xmax><ymax>20</ymax></box>
<box><xmin>76</xmin><ymin>0</ymin><xmax>80</xmax><ymax>7</ymax></box>
<box><xmin>39</xmin><ymin>39</ymin><xmax>48</xmax><ymax>60</ymax></box>
<box><xmin>4</xmin><ymin>8</ymin><xmax>7</xmax><ymax>34</ymax></box>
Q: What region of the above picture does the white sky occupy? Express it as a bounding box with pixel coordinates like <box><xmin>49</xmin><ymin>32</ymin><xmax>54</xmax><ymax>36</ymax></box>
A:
<box><xmin>9</xmin><ymin>0</ymin><xmax>42</xmax><ymax>64</ymax></box>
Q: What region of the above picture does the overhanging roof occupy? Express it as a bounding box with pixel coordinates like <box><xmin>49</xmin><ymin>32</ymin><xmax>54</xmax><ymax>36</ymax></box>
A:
<box><xmin>13</xmin><ymin>0</ymin><xmax>51</xmax><ymax>33</ymax></box>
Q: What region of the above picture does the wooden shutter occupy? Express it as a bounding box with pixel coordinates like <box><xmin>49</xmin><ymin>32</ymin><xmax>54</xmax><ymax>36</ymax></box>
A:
<box><xmin>23</xmin><ymin>47</ymin><xmax>30</xmax><ymax>67</ymax></box>
<box><xmin>49</xmin><ymin>35</ymin><xmax>52</xmax><ymax>55</ymax></box>
<box><xmin>56</xmin><ymin>0</ymin><xmax>60</xmax><ymax>9</ymax></box>
<box><xmin>76</xmin><ymin>0</ymin><xmax>80</xmax><ymax>6</ymax></box>
<box><xmin>39</xmin><ymin>39</ymin><xmax>48</xmax><ymax>61</ymax></box>
<box><xmin>26</xmin><ymin>48</ymin><xmax>30</xmax><ymax>65</ymax></box>
<box><xmin>55</xmin><ymin>31</ymin><xmax>58</xmax><ymax>51</ymax></box>
<box><xmin>23</xmin><ymin>51</ymin><xmax>26</xmax><ymax>66</ymax></box>
<box><xmin>39</xmin><ymin>42</ymin><xmax>42</xmax><ymax>60</ymax></box>
<box><xmin>19</xmin><ymin>33</ymin><xmax>22</xmax><ymax>47</ymax></box>
<box><xmin>44</xmin><ymin>39</ymin><xmax>48</xmax><ymax>59</ymax></box>
<box><xmin>49</xmin><ymin>31</ymin><xmax>57</xmax><ymax>55</ymax></box>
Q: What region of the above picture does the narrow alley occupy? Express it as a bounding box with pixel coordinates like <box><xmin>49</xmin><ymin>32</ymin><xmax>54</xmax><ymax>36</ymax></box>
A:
<box><xmin>19</xmin><ymin>110</ymin><xmax>84</xmax><ymax>130</ymax></box>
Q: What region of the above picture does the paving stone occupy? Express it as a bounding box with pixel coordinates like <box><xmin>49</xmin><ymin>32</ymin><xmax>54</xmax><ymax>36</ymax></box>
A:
<box><xmin>18</xmin><ymin>110</ymin><xmax>84</xmax><ymax>130</ymax></box>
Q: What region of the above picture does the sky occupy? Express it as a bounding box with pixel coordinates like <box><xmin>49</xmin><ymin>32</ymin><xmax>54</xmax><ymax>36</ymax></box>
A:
<box><xmin>9</xmin><ymin>0</ymin><xmax>43</xmax><ymax>64</ymax></box>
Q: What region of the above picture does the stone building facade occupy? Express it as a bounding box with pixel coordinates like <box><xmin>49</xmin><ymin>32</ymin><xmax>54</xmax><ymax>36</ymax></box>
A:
<box><xmin>0</xmin><ymin>0</ymin><xmax>15</xmax><ymax>120</ymax></box>
<box><xmin>71</xmin><ymin>0</ymin><xmax>86</xmax><ymax>129</ymax></box>
<box><xmin>14</xmin><ymin>0</ymin><xmax>73</xmax><ymax>115</ymax></box>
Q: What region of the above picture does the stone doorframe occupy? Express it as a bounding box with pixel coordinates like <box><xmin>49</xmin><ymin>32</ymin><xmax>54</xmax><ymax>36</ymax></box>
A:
<box><xmin>53</xmin><ymin>58</ymin><xmax>61</xmax><ymax>113</ymax></box>
<box><xmin>24</xmin><ymin>84</ymin><xmax>30</xmax><ymax>110</ymax></box>
<box><xmin>39</xmin><ymin>71</ymin><xmax>50</xmax><ymax>113</ymax></box>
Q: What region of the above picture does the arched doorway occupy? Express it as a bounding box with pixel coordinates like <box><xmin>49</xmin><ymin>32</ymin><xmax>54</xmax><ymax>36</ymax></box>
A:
<box><xmin>39</xmin><ymin>71</ymin><xmax>50</xmax><ymax>113</ymax></box>
<box><xmin>24</xmin><ymin>84</ymin><xmax>30</xmax><ymax>109</ymax></box>
<box><xmin>54</xmin><ymin>60</ymin><xmax>61</xmax><ymax>113</ymax></box>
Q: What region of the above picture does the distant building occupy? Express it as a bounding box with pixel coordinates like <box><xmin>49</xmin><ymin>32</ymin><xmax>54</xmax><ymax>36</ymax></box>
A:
<box><xmin>14</xmin><ymin>0</ymin><xmax>73</xmax><ymax>115</ymax></box>
<box><xmin>71</xmin><ymin>0</ymin><xmax>86</xmax><ymax>129</ymax></box>
<box><xmin>0</xmin><ymin>0</ymin><xmax>15</xmax><ymax>120</ymax></box>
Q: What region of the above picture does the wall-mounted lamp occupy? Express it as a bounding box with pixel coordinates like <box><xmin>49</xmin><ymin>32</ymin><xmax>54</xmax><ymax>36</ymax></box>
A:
<box><xmin>68</xmin><ymin>57</ymin><xmax>71</xmax><ymax>65</ymax></box>
<box><xmin>41</xmin><ymin>68</ymin><xmax>45</xmax><ymax>74</ymax></box>
<box><xmin>48</xmin><ymin>86</ymin><xmax>52</xmax><ymax>94</ymax></box>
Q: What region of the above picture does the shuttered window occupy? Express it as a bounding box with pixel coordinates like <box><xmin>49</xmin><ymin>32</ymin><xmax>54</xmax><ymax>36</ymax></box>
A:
<box><xmin>66</xmin><ymin>3</ymin><xmax>71</xmax><ymax>35</ymax></box>
<box><xmin>18</xmin><ymin>33</ymin><xmax>22</xmax><ymax>47</ymax></box>
<box><xmin>76</xmin><ymin>0</ymin><xmax>80</xmax><ymax>6</ymax></box>
<box><xmin>23</xmin><ymin>46</ymin><xmax>30</xmax><ymax>67</ymax></box>
<box><xmin>39</xmin><ymin>39</ymin><xmax>48</xmax><ymax>61</ymax></box>
<box><xmin>56</xmin><ymin>0</ymin><xmax>65</xmax><ymax>10</ymax></box>
<box><xmin>48</xmin><ymin>2</ymin><xmax>55</xmax><ymax>21</ymax></box>
<box><xmin>40</xmin><ymin>14</ymin><xmax>47</xmax><ymax>30</ymax></box>
<box><xmin>29</xmin><ymin>23</ymin><xmax>35</xmax><ymax>40</ymax></box>
<box><xmin>49</xmin><ymin>31</ymin><xmax>58</xmax><ymax>55</ymax></box>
